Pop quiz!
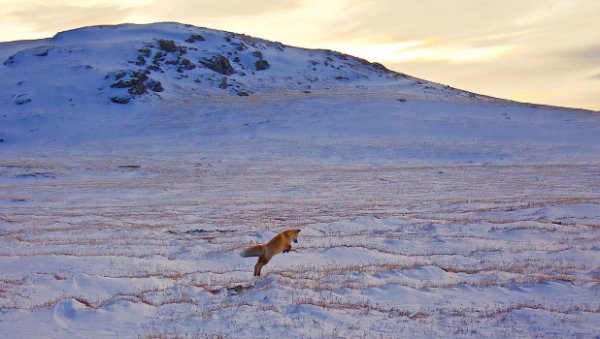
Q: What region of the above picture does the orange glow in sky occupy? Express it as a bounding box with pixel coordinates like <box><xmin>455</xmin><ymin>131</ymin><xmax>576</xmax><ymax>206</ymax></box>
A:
<box><xmin>1</xmin><ymin>0</ymin><xmax>598</xmax><ymax>110</ymax></box>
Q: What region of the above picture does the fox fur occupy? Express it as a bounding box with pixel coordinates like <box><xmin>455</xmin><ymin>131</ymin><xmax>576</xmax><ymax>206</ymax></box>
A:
<box><xmin>240</xmin><ymin>229</ymin><xmax>301</xmax><ymax>276</ymax></box>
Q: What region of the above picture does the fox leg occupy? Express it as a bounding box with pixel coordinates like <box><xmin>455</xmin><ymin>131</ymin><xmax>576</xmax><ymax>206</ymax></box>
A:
<box><xmin>253</xmin><ymin>258</ymin><xmax>261</xmax><ymax>276</ymax></box>
<box><xmin>254</xmin><ymin>256</ymin><xmax>270</xmax><ymax>276</ymax></box>
<box><xmin>283</xmin><ymin>245</ymin><xmax>292</xmax><ymax>253</ymax></box>
<box><xmin>254</xmin><ymin>257</ymin><xmax>264</xmax><ymax>276</ymax></box>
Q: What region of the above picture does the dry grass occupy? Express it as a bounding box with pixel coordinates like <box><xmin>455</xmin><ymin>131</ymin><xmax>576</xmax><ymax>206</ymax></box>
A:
<box><xmin>2</xmin><ymin>157</ymin><xmax>599</xmax><ymax>337</ymax></box>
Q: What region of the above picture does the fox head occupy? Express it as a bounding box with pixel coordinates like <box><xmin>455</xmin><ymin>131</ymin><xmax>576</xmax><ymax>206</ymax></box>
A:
<box><xmin>287</xmin><ymin>228</ymin><xmax>301</xmax><ymax>243</ymax></box>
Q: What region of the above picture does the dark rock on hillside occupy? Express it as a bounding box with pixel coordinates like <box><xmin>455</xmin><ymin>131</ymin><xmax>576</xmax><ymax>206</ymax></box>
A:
<box><xmin>138</xmin><ymin>48</ymin><xmax>152</xmax><ymax>57</ymax></box>
<box><xmin>177</xmin><ymin>46</ymin><xmax>187</xmax><ymax>55</ymax></box>
<box><xmin>147</xmin><ymin>65</ymin><xmax>161</xmax><ymax>72</ymax></box>
<box><xmin>255</xmin><ymin>59</ymin><xmax>270</xmax><ymax>71</ymax></box>
<box><xmin>371</xmin><ymin>62</ymin><xmax>389</xmax><ymax>72</ymax></box>
<box><xmin>185</xmin><ymin>34</ymin><xmax>205</xmax><ymax>43</ymax></box>
<box><xmin>34</xmin><ymin>49</ymin><xmax>49</xmax><ymax>57</ymax></box>
<box><xmin>234</xmin><ymin>43</ymin><xmax>247</xmax><ymax>51</ymax></box>
<box><xmin>115</xmin><ymin>70</ymin><xmax>127</xmax><ymax>80</ymax></box>
<box><xmin>153</xmin><ymin>51</ymin><xmax>166</xmax><ymax>64</ymax></box>
<box><xmin>111</xmin><ymin>80</ymin><xmax>133</xmax><ymax>88</ymax></box>
<box><xmin>127</xmin><ymin>71</ymin><xmax>148</xmax><ymax>95</ymax></box>
<box><xmin>178</xmin><ymin>58</ymin><xmax>196</xmax><ymax>71</ymax></box>
<box><xmin>110</xmin><ymin>96</ymin><xmax>130</xmax><ymax>104</ymax></box>
<box><xmin>219</xmin><ymin>77</ymin><xmax>228</xmax><ymax>89</ymax></box>
<box><xmin>252</xmin><ymin>50</ymin><xmax>263</xmax><ymax>59</ymax></box>
<box><xmin>3</xmin><ymin>56</ymin><xmax>15</xmax><ymax>65</ymax></box>
<box><xmin>147</xmin><ymin>79</ymin><xmax>164</xmax><ymax>92</ymax></box>
<box><xmin>108</xmin><ymin>70</ymin><xmax>163</xmax><ymax>102</ymax></box>
<box><xmin>158</xmin><ymin>39</ymin><xmax>177</xmax><ymax>52</ymax></box>
<box><xmin>129</xmin><ymin>80</ymin><xmax>147</xmax><ymax>95</ymax></box>
<box><xmin>200</xmin><ymin>55</ymin><xmax>234</xmax><ymax>75</ymax></box>
<box><xmin>15</xmin><ymin>95</ymin><xmax>31</xmax><ymax>105</ymax></box>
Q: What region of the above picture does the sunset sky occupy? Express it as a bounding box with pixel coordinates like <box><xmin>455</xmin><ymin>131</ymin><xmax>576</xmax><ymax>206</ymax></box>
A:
<box><xmin>1</xmin><ymin>0</ymin><xmax>598</xmax><ymax>110</ymax></box>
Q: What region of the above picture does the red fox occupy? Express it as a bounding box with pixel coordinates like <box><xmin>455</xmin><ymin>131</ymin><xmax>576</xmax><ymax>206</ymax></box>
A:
<box><xmin>240</xmin><ymin>229</ymin><xmax>301</xmax><ymax>276</ymax></box>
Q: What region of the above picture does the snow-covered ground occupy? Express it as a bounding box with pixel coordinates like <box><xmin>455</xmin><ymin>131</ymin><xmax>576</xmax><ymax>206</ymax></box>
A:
<box><xmin>1</xmin><ymin>23</ymin><xmax>599</xmax><ymax>338</ymax></box>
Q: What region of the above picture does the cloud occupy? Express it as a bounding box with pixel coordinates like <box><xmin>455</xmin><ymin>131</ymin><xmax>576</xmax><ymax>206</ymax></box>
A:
<box><xmin>4</xmin><ymin>3</ymin><xmax>135</xmax><ymax>38</ymax></box>
<box><xmin>146</xmin><ymin>0</ymin><xmax>302</xmax><ymax>18</ymax></box>
<box><xmin>326</xmin><ymin>40</ymin><xmax>516</xmax><ymax>64</ymax></box>
<box><xmin>570</xmin><ymin>45</ymin><xmax>600</xmax><ymax>61</ymax></box>
<box><xmin>0</xmin><ymin>0</ymin><xmax>303</xmax><ymax>41</ymax></box>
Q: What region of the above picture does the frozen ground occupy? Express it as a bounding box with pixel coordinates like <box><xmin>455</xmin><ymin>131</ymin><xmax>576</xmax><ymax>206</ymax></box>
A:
<box><xmin>1</xmin><ymin>23</ymin><xmax>600</xmax><ymax>338</ymax></box>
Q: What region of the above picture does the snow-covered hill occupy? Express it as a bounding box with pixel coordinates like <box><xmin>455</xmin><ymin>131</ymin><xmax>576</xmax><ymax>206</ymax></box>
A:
<box><xmin>1</xmin><ymin>23</ymin><xmax>598</xmax><ymax>161</ymax></box>
<box><xmin>1</xmin><ymin>23</ymin><xmax>599</xmax><ymax>338</ymax></box>
<box><xmin>0</xmin><ymin>22</ymin><xmax>466</xmax><ymax>103</ymax></box>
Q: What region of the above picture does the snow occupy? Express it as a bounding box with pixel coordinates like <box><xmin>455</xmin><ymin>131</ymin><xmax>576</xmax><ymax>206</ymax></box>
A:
<box><xmin>1</xmin><ymin>22</ymin><xmax>599</xmax><ymax>338</ymax></box>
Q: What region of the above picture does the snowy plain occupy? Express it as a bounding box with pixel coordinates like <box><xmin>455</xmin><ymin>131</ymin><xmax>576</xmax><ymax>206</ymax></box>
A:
<box><xmin>1</xmin><ymin>23</ymin><xmax>599</xmax><ymax>338</ymax></box>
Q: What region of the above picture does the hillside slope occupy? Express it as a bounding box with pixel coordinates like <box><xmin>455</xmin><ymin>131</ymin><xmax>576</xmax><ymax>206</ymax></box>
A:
<box><xmin>1</xmin><ymin>23</ymin><xmax>599</xmax><ymax>163</ymax></box>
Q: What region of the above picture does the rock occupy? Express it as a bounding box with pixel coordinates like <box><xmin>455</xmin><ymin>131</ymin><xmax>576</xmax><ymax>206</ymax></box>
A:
<box><xmin>34</xmin><ymin>49</ymin><xmax>49</xmax><ymax>57</ymax></box>
<box><xmin>158</xmin><ymin>39</ymin><xmax>177</xmax><ymax>52</ymax></box>
<box><xmin>200</xmin><ymin>55</ymin><xmax>234</xmax><ymax>75</ymax></box>
<box><xmin>128</xmin><ymin>72</ymin><xmax>149</xmax><ymax>94</ymax></box>
<box><xmin>110</xmin><ymin>96</ymin><xmax>130</xmax><ymax>104</ymax></box>
<box><xmin>15</xmin><ymin>95</ymin><xmax>31</xmax><ymax>105</ymax></box>
<box><xmin>255</xmin><ymin>59</ymin><xmax>270</xmax><ymax>71</ymax></box>
<box><xmin>252</xmin><ymin>50</ymin><xmax>263</xmax><ymax>59</ymax></box>
<box><xmin>137</xmin><ymin>48</ymin><xmax>152</xmax><ymax>57</ymax></box>
<box><xmin>128</xmin><ymin>80</ymin><xmax>147</xmax><ymax>95</ymax></box>
<box><xmin>219</xmin><ymin>77</ymin><xmax>228</xmax><ymax>89</ymax></box>
<box><xmin>235</xmin><ymin>43</ymin><xmax>247</xmax><ymax>51</ymax></box>
<box><xmin>114</xmin><ymin>70</ymin><xmax>127</xmax><ymax>80</ymax></box>
<box><xmin>146</xmin><ymin>65</ymin><xmax>161</xmax><ymax>72</ymax></box>
<box><xmin>237</xmin><ymin>91</ymin><xmax>249</xmax><ymax>96</ymax></box>
<box><xmin>28</xmin><ymin>46</ymin><xmax>52</xmax><ymax>57</ymax></box>
<box><xmin>3</xmin><ymin>55</ymin><xmax>15</xmax><ymax>65</ymax></box>
<box><xmin>131</xmin><ymin>71</ymin><xmax>148</xmax><ymax>82</ymax></box>
<box><xmin>147</xmin><ymin>79</ymin><xmax>164</xmax><ymax>92</ymax></box>
<box><xmin>110</xmin><ymin>80</ymin><xmax>133</xmax><ymax>88</ymax></box>
<box><xmin>153</xmin><ymin>51</ymin><xmax>166</xmax><ymax>63</ymax></box>
<box><xmin>185</xmin><ymin>34</ymin><xmax>205</xmax><ymax>43</ymax></box>
<box><xmin>371</xmin><ymin>62</ymin><xmax>389</xmax><ymax>72</ymax></box>
<box><xmin>110</xmin><ymin>69</ymin><xmax>162</xmax><ymax>99</ymax></box>
<box><xmin>179</xmin><ymin>58</ymin><xmax>196</xmax><ymax>70</ymax></box>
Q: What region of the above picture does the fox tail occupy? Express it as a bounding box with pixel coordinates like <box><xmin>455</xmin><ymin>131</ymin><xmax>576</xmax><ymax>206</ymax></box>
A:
<box><xmin>240</xmin><ymin>244</ymin><xmax>265</xmax><ymax>257</ymax></box>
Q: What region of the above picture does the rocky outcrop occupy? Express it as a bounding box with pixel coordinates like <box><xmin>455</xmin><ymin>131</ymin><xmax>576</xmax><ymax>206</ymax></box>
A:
<box><xmin>200</xmin><ymin>55</ymin><xmax>234</xmax><ymax>75</ymax></box>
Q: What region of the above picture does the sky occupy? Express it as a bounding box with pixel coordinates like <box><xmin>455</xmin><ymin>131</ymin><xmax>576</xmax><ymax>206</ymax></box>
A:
<box><xmin>1</xmin><ymin>0</ymin><xmax>599</xmax><ymax>110</ymax></box>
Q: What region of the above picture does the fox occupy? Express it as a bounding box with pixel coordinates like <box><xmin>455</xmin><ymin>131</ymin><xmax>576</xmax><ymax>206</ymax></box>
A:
<box><xmin>240</xmin><ymin>229</ymin><xmax>301</xmax><ymax>276</ymax></box>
